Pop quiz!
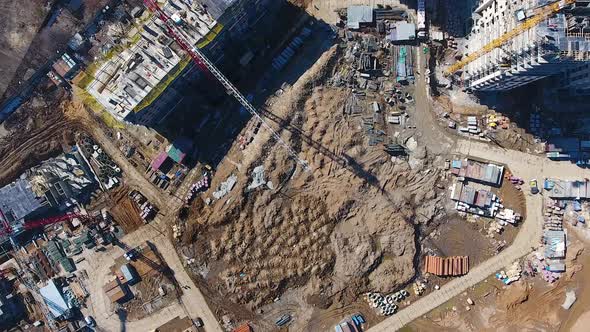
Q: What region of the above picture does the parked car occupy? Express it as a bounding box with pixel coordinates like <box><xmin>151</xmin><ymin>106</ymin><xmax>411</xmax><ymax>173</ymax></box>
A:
<box><xmin>193</xmin><ymin>317</ymin><xmax>203</xmax><ymax>327</ymax></box>
<box><xmin>530</xmin><ymin>179</ymin><xmax>539</xmax><ymax>194</ymax></box>
<box><xmin>355</xmin><ymin>314</ymin><xmax>366</xmax><ymax>324</ymax></box>
<box><xmin>84</xmin><ymin>316</ymin><xmax>96</xmax><ymax>327</ymax></box>
<box><xmin>276</xmin><ymin>314</ymin><xmax>292</xmax><ymax>327</ymax></box>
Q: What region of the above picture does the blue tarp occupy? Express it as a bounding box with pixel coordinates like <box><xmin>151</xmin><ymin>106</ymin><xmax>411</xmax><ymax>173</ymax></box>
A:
<box><xmin>544</xmin><ymin>179</ymin><xmax>555</xmax><ymax>190</ymax></box>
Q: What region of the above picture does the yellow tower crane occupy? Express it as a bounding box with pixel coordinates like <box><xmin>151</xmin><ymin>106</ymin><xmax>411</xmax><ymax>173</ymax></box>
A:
<box><xmin>445</xmin><ymin>0</ymin><xmax>576</xmax><ymax>76</ymax></box>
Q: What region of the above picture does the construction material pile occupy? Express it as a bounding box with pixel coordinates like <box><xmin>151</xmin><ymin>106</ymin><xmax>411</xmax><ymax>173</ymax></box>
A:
<box><xmin>424</xmin><ymin>256</ymin><xmax>469</xmax><ymax>276</ymax></box>
<box><xmin>496</xmin><ymin>261</ymin><xmax>522</xmax><ymax>285</ymax></box>
<box><xmin>365</xmin><ymin>290</ymin><xmax>409</xmax><ymax>316</ymax></box>
<box><xmin>129</xmin><ymin>190</ymin><xmax>157</xmax><ymax>222</ymax></box>
<box><xmin>413</xmin><ymin>280</ymin><xmax>427</xmax><ymax>295</ymax></box>
<box><xmin>185</xmin><ymin>173</ymin><xmax>210</xmax><ymax>203</ymax></box>
<box><xmin>544</xmin><ymin>199</ymin><xmax>564</xmax><ymax>232</ymax></box>
<box><xmin>178</xmin><ymin>45</ymin><xmax>447</xmax><ymax>312</ymax></box>
<box><xmin>78</xmin><ymin>135</ymin><xmax>122</xmax><ymax>189</ymax></box>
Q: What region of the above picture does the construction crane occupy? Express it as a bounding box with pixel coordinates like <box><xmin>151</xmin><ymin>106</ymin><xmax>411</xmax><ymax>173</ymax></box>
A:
<box><xmin>143</xmin><ymin>0</ymin><xmax>309</xmax><ymax>171</ymax></box>
<box><xmin>445</xmin><ymin>0</ymin><xmax>576</xmax><ymax>76</ymax></box>
<box><xmin>1</xmin><ymin>259</ymin><xmax>59</xmax><ymax>329</ymax></box>
<box><xmin>0</xmin><ymin>210</ymin><xmax>84</xmax><ymax>238</ymax></box>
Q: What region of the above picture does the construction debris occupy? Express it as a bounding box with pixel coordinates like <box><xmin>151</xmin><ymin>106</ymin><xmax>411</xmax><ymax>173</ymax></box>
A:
<box><xmin>212</xmin><ymin>174</ymin><xmax>238</xmax><ymax>200</ymax></box>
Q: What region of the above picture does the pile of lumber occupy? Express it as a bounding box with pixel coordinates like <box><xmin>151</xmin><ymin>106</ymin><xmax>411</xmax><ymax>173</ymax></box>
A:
<box><xmin>424</xmin><ymin>256</ymin><xmax>469</xmax><ymax>276</ymax></box>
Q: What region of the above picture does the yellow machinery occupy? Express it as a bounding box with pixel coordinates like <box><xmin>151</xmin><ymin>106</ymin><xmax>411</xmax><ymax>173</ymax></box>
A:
<box><xmin>445</xmin><ymin>0</ymin><xmax>576</xmax><ymax>76</ymax></box>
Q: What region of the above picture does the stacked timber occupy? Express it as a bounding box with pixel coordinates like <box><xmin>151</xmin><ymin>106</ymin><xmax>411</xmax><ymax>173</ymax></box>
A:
<box><xmin>424</xmin><ymin>256</ymin><xmax>469</xmax><ymax>276</ymax></box>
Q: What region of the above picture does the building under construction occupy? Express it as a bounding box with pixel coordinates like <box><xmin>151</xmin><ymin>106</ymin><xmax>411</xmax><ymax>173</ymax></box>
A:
<box><xmin>88</xmin><ymin>0</ymin><xmax>286</xmax><ymax>126</ymax></box>
<box><xmin>0</xmin><ymin>153</ymin><xmax>94</xmax><ymax>244</ymax></box>
<box><xmin>464</xmin><ymin>0</ymin><xmax>590</xmax><ymax>94</ymax></box>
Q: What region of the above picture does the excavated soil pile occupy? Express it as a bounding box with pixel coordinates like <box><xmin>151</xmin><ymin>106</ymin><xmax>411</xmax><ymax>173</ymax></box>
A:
<box><xmin>0</xmin><ymin>90</ymin><xmax>83</xmax><ymax>186</ymax></box>
<box><xmin>180</xmin><ymin>46</ymin><xmax>446</xmax><ymax>310</ymax></box>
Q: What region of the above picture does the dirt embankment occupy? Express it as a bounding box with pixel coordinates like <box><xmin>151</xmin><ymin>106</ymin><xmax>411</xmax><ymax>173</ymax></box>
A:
<box><xmin>0</xmin><ymin>89</ymin><xmax>84</xmax><ymax>186</ymax></box>
<box><xmin>179</xmin><ymin>45</ymin><xmax>447</xmax><ymax>319</ymax></box>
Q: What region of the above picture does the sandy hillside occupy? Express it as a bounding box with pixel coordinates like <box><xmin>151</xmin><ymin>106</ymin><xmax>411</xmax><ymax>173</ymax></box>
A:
<box><xmin>179</xmin><ymin>45</ymin><xmax>447</xmax><ymax>312</ymax></box>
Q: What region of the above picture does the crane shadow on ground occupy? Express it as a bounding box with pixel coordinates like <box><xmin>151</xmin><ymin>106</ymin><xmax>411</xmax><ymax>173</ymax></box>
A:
<box><xmin>151</xmin><ymin>2</ymin><xmax>337</xmax><ymax>168</ymax></box>
<box><xmin>257</xmin><ymin>108</ymin><xmax>404</xmax><ymax>208</ymax></box>
<box><xmin>115</xmin><ymin>307</ymin><xmax>127</xmax><ymax>332</ymax></box>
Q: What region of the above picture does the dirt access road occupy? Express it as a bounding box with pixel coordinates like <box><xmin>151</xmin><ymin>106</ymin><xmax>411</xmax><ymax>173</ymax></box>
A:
<box><xmin>82</xmin><ymin>220</ymin><xmax>222</xmax><ymax>332</ymax></box>
<box><xmin>68</xmin><ymin>96</ymin><xmax>222</xmax><ymax>331</ymax></box>
<box><xmin>368</xmin><ymin>43</ymin><xmax>590</xmax><ymax>332</ymax></box>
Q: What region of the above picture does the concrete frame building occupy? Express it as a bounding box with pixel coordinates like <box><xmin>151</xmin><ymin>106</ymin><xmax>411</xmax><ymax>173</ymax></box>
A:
<box><xmin>464</xmin><ymin>0</ymin><xmax>590</xmax><ymax>93</ymax></box>
<box><xmin>0</xmin><ymin>153</ymin><xmax>94</xmax><ymax>244</ymax></box>
<box><xmin>87</xmin><ymin>0</ymin><xmax>281</xmax><ymax>126</ymax></box>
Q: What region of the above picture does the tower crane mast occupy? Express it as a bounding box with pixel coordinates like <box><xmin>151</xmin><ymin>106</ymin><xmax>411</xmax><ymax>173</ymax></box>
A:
<box><xmin>143</xmin><ymin>0</ymin><xmax>309</xmax><ymax>170</ymax></box>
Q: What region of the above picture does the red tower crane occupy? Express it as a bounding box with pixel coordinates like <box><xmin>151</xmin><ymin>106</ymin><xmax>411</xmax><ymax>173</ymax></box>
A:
<box><xmin>0</xmin><ymin>209</ymin><xmax>83</xmax><ymax>238</ymax></box>
<box><xmin>142</xmin><ymin>0</ymin><xmax>309</xmax><ymax>170</ymax></box>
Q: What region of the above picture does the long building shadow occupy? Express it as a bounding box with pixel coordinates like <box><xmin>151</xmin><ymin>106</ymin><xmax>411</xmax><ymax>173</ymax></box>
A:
<box><xmin>150</xmin><ymin>2</ymin><xmax>337</xmax><ymax>170</ymax></box>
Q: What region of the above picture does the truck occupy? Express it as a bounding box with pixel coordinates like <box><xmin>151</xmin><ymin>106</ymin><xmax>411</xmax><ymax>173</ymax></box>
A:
<box><xmin>372</xmin><ymin>101</ymin><xmax>381</xmax><ymax>113</ymax></box>
<box><xmin>530</xmin><ymin>179</ymin><xmax>539</xmax><ymax>194</ymax></box>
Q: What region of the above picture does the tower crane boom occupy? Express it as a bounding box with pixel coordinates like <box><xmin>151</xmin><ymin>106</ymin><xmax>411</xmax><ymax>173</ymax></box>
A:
<box><xmin>143</xmin><ymin>0</ymin><xmax>309</xmax><ymax>170</ymax></box>
<box><xmin>445</xmin><ymin>0</ymin><xmax>576</xmax><ymax>76</ymax></box>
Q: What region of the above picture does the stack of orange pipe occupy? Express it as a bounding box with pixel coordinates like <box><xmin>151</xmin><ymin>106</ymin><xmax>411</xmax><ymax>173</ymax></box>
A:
<box><xmin>424</xmin><ymin>256</ymin><xmax>469</xmax><ymax>276</ymax></box>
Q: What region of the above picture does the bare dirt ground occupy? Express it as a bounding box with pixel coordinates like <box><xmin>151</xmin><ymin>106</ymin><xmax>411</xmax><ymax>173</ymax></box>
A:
<box><xmin>0</xmin><ymin>0</ymin><xmax>50</xmax><ymax>99</ymax></box>
<box><xmin>0</xmin><ymin>87</ymin><xmax>83</xmax><ymax>186</ymax></box>
<box><xmin>0</xmin><ymin>0</ymin><xmax>112</xmax><ymax>102</ymax></box>
<box><xmin>407</xmin><ymin>230</ymin><xmax>590</xmax><ymax>332</ymax></box>
<box><xmin>177</xmin><ymin>44</ymin><xmax>449</xmax><ymax>329</ymax></box>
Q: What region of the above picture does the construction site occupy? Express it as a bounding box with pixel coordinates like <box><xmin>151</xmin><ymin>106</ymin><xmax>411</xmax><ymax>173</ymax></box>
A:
<box><xmin>2</xmin><ymin>0</ymin><xmax>590</xmax><ymax>332</ymax></box>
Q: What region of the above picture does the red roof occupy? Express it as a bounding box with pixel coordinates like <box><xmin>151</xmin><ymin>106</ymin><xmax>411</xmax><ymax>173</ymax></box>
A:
<box><xmin>233</xmin><ymin>323</ymin><xmax>253</xmax><ymax>332</ymax></box>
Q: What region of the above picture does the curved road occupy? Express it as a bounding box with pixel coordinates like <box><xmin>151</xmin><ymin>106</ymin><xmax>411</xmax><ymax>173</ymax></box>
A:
<box><xmin>368</xmin><ymin>46</ymin><xmax>590</xmax><ymax>332</ymax></box>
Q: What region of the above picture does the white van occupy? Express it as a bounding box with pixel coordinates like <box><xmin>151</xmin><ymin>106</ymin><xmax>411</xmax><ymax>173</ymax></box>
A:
<box><xmin>85</xmin><ymin>316</ymin><xmax>96</xmax><ymax>327</ymax></box>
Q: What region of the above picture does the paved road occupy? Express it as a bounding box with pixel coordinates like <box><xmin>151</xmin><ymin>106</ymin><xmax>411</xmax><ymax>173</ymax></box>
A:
<box><xmin>368</xmin><ymin>45</ymin><xmax>590</xmax><ymax>331</ymax></box>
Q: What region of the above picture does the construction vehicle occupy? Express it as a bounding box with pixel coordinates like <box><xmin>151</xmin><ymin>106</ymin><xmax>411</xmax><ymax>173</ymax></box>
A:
<box><xmin>142</xmin><ymin>0</ymin><xmax>309</xmax><ymax>170</ymax></box>
<box><xmin>445</xmin><ymin>0</ymin><xmax>576</xmax><ymax>76</ymax></box>
<box><xmin>530</xmin><ymin>178</ymin><xmax>539</xmax><ymax>194</ymax></box>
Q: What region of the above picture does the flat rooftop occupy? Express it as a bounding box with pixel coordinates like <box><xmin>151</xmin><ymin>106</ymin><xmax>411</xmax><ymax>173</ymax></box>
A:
<box><xmin>87</xmin><ymin>0</ymin><xmax>220</xmax><ymax>121</ymax></box>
